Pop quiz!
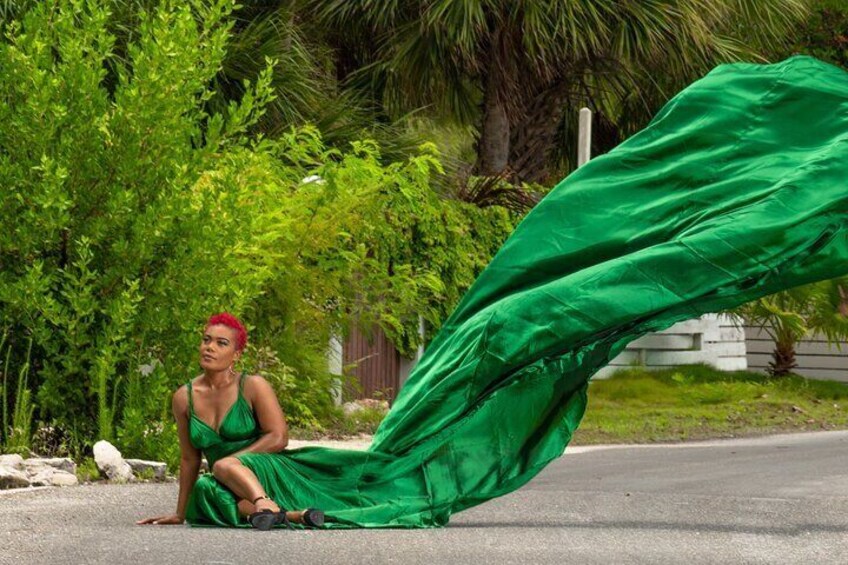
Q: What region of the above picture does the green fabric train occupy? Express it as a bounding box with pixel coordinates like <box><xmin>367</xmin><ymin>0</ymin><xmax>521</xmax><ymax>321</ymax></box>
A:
<box><xmin>185</xmin><ymin>55</ymin><xmax>848</xmax><ymax>528</ymax></box>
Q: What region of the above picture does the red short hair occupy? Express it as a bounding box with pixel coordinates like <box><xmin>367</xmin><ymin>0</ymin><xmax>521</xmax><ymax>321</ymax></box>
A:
<box><xmin>206</xmin><ymin>312</ymin><xmax>248</xmax><ymax>352</ymax></box>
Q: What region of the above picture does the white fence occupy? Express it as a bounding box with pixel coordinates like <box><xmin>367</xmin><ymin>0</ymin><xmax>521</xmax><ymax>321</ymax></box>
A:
<box><xmin>744</xmin><ymin>325</ymin><xmax>848</xmax><ymax>383</ymax></box>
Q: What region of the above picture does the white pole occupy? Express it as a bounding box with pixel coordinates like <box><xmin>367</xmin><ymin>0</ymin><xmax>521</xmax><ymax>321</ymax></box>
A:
<box><xmin>328</xmin><ymin>335</ymin><xmax>343</xmax><ymax>405</ymax></box>
<box><xmin>577</xmin><ymin>107</ymin><xmax>593</xmax><ymax>168</ymax></box>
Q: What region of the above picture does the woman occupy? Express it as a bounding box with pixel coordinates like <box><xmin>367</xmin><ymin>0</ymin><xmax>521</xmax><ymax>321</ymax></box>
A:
<box><xmin>136</xmin><ymin>312</ymin><xmax>324</xmax><ymax>530</ymax></box>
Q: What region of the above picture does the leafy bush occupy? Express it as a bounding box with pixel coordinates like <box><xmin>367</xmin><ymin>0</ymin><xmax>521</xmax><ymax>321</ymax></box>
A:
<box><xmin>0</xmin><ymin>0</ymin><xmax>280</xmax><ymax>451</ymax></box>
<box><xmin>0</xmin><ymin>0</ymin><xmax>516</xmax><ymax>462</ymax></box>
<box><xmin>784</xmin><ymin>1</ymin><xmax>848</xmax><ymax>69</ymax></box>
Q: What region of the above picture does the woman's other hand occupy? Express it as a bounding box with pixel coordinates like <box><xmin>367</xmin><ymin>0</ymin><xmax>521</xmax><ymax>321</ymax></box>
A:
<box><xmin>136</xmin><ymin>513</ymin><xmax>184</xmax><ymax>525</ymax></box>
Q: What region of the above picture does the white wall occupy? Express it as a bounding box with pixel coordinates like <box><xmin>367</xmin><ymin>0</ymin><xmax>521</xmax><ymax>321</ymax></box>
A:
<box><xmin>593</xmin><ymin>313</ymin><xmax>748</xmax><ymax>379</ymax></box>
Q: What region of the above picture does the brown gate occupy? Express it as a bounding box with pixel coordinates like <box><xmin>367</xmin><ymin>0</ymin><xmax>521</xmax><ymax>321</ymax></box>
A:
<box><xmin>343</xmin><ymin>324</ymin><xmax>401</xmax><ymax>402</ymax></box>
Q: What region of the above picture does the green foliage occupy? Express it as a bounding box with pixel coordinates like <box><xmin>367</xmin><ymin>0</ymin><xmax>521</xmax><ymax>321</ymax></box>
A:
<box><xmin>7</xmin><ymin>337</ymin><xmax>35</xmax><ymax>453</ymax></box>
<box><xmin>325</xmin><ymin>405</ymin><xmax>387</xmax><ymax>437</ymax></box>
<box><xmin>721</xmin><ymin>278</ymin><xmax>848</xmax><ymax>376</ymax></box>
<box><xmin>775</xmin><ymin>0</ymin><xmax>848</xmax><ymax>69</ymax></box>
<box><xmin>0</xmin><ymin>0</ymin><xmax>514</xmax><ymax>462</ymax></box>
<box><xmin>0</xmin><ymin>0</ymin><xmax>275</xmax><ymax>444</ymax></box>
<box><xmin>0</xmin><ymin>329</ymin><xmax>36</xmax><ymax>455</ymax></box>
<box><xmin>308</xmin><ymin>0</ymin><xmax>808</xmax><ymax>183</ymax></box>
<box><xmin>116</xmin><ymin>359</ymin><xmax>181</xmax><ymax>471</ymax></box>
<box><xmin>75</xmin><ymin>456</ymin><xmax>101</xmax><ymax>483</ymax></box>
<box><xmin>251</xmin><ymin>345</ymin><xmax>339</xmax><ymax>431</ymax></box>
<box><xmin>294</xmin><ymin>137</ymin><xmax>516</xmax><ymax>356</ymax></box>
<box><xmin>134</xmin><ymin>467</ymin><xmax>157</xmax><ymax>481</ymax></box>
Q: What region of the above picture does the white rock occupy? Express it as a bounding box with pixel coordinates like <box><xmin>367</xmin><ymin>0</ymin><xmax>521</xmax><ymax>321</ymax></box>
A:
<box><xmin>0</xmin><ymin>454</ymin><xmax>24</xmax><ymax>471</ymax></box>
<box><xmin>50</xmin><ymin>470</ymin><xmax>78</xmax><ymax>487</ymax></box>
<box><xmin>27</xmin><ymin>467</ymin><xmax>54</xmax><ymax>486</ymax></box>
<box><xmin>23</xmin><ymin>457</ymin><xmax>76</xmax><ymax>475</ymax></box>
<box><xmin>125</xmin><ymin>459</ymin><xmax>167</xmax><ymax>481</ymax></box>
<box><xmin>93</xmin><ymin>440</ymin><xmax>134</xmax><ymax>482</ymax></box>
<box><xmin>0</xmin><ymin>465</ymin><xmax>30</xmax><ymax>489</ymax></box>
<box><xmin>28</xmin><ymin>467</ymin><xmax>79</xmax><ymax>487</ymax></box>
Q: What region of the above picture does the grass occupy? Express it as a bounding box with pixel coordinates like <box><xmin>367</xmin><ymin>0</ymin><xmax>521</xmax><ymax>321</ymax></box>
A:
<box><xmin>75</xmin><ymin>456</ymin><xmax>101</xmax><ymax>483</ymax></box>
<box><xmin>571</xmin><ymin>363</ymin><xmax>848</xmax><ymax>445</ymax></box>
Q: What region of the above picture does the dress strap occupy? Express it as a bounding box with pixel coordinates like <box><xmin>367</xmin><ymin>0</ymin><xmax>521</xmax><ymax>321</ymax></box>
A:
<box><xmin>186</xmin><ymin>380</ymin><xmax>194</xmax><ymax>415</ymax></box>
<box><xmin>238</xmin><ymin>371</ymin><xmax>247</xmax><ymax>394</ymax></box>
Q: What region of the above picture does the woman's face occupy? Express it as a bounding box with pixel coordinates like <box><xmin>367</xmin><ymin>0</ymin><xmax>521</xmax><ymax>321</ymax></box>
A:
<box><xmin>199</xmin><ymin>324</ymin><xmax>241</xmax><ymax>371</ymax></box>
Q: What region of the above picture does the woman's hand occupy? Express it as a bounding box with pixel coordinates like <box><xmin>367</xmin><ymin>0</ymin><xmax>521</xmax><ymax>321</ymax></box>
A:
<box><xmin>136</xmin><ymin>513</ymin><xmax>184</xmax><ymax>525</ymax></box>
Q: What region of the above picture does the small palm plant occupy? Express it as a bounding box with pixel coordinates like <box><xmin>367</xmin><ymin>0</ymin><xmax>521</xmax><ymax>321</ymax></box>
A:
<box><xmin>725</xmin><ymin>278</ymin><xmax>848</xmax><ymax>377</ymax></box>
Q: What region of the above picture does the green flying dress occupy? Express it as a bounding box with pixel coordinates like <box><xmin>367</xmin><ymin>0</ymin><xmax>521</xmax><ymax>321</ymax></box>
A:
<box><xmin>184</xmin><ymin>55</ymin><xmax>848</xmax><ymax>529</ymax></box>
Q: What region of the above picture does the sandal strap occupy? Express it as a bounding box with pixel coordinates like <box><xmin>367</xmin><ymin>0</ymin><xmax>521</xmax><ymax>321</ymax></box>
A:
<box><xmin>277</xmin><ymin>511</ymin><xmax>295</xmax><ymax>530</ymax></box>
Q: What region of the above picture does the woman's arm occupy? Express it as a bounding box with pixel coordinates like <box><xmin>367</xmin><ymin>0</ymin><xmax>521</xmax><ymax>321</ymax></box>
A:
<box><xmin>227</xmin><ymin>375</ymin><xmax>288</xmax><ymax>458</ymax></box>
<box><xmin>137</xmin><ymin>386</ymin><xmax>201</xmax><ymax>525</ymax></box>
<box><xmin>173</xmin><ymin>386</ymin><xmax>202</xmax><ymax>520</ymax></box>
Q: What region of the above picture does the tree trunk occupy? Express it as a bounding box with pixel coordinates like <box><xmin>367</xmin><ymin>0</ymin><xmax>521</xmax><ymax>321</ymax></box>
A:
<box><xmin>475</xmin><ymin>25</ymin><xmax>512</xmax><ymax>178</ymax></box>
<box><xmin>768</xmin><ymin>338</ymin><xmax>797</xmax><ymax>377</ymax></box>
<box><xmin>508</xmin><ymin>80</ymin><xmax>571</xmax><ymax>184</ymax></box>
<box><xmin>476</xmin><ymin>73</ymin><xmax>510</xmax><ymax>176</ymax></box>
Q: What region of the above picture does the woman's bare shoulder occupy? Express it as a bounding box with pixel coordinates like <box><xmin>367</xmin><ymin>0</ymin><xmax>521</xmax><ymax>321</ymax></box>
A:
<box><xmin>243</xmin><ymin>374</ymin><xmax>273</xmax><ymax>395</ymax></box>
<box><xmin>172</xmin><ymin>375</ymin><xmax>202</xmax><ymax>404</ymax></box>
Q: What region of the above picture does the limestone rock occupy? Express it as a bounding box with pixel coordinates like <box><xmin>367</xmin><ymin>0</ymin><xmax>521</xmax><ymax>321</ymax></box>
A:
<box><xmin>0</xmin><ymin>454</ymin><xmax>24</xmax><ymax>471</ymax></box>
<box><xmin>0</xmin><ymin>465</ymin><xmax>30</xmax><ymax>489</ymax></box>
<box><xmin>49</xmin><ymin>470</ymin><xmax>78</xmax><ymax>487</ymax></box>
<box><xmin>27</xmin><ymin>466</ymin><xmax>55</xmax><ymax>486</ymax></box>
<box><xmin>27</xmin><ymin>466</ymin><xmax>79</xmax><ymax>487</ymax></box>
<box><xmin>125</xmin><ymin>459</ymin><xmax>167</xmax><ymax>481</ymax></box>
<box><xmin>23</xmin><ymin>457</ymin><xmax>76</xmax><ymax>476</ymax></box>
<box><xmin>93</xmin><ymin>440</ymin><xmax>134</xmax><ymax>482</ymax></box>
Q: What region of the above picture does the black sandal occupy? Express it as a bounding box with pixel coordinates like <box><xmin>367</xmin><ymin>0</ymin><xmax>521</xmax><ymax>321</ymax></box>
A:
<box><xmin>248</xmin><ymin>495</ymin><xmax>294</xmax><ymax>531</ymax></box>
<box><xmin>248</xmin><ymin>508</ymin><xmax>279</xmax><ymax>531</ymax></box>
<box><xmin>301</xmin><ymin>508</ymin><xmax>324</xmax><ymax>528</ymax></box>
<box><xmin>248</xmin><ymin>507</ymin><xmax>295</xmax><ymax>530</ymax></box>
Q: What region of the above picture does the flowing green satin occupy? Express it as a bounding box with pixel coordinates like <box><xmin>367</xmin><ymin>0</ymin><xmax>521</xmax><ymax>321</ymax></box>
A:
<box><xmin>184</xmin><ymin>55</ymin><xmax>848</xmax><ymax>528</ymax></box>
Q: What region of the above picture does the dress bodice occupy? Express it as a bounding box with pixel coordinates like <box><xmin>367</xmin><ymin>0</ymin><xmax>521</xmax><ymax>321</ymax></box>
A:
<box><xmin>187</xmin><ymin>372</ymin><xmax>262</xmax><ymax>469</ymax></box>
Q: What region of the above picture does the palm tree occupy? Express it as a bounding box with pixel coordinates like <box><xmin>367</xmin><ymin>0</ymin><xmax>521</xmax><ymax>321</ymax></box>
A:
<box><xmin>723</xmin><ymin>278</ymin><xmax>848</xmax><ymax>377</ymax></box>
<box><xmin>307</xmin><ymin>0</ymin><xmax>807</xmax><ymax>186</ymax></box>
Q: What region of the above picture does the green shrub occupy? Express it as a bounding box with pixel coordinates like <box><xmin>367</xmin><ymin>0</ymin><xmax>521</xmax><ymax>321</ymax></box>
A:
<box><xmin>0</xmin><ymin>0</ymin><xmax>278</xmax><ymax>444</ymax></box>
<box><xmin>0</xmin><ymin>0</ymin><xmax>515</xmax><ymax>458</ymax></box>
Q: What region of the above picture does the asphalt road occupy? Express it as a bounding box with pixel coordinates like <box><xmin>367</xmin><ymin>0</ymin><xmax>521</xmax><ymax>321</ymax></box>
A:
<box><xmin>2</xmin><ymin>430</ymin><xmax>847</xmax><ymax>564</ymax></box>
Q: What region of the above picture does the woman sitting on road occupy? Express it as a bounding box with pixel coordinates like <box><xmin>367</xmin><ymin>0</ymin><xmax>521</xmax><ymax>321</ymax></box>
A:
<box><xmin>136</xmin><ymin>312</ymin><xmax>324</xmax><ymax>530</ymax></box>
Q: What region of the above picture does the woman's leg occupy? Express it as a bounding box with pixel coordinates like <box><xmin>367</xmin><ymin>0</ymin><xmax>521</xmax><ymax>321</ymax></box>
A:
<box><xmin>211</xmin><ymin>457</ymin><xmax>280</xmax><ymax>512</ymax></box>
<box><xmin>212</xmin><ymin>457</ymin><xmax>306</xmax><ymax>522</ymax></box>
